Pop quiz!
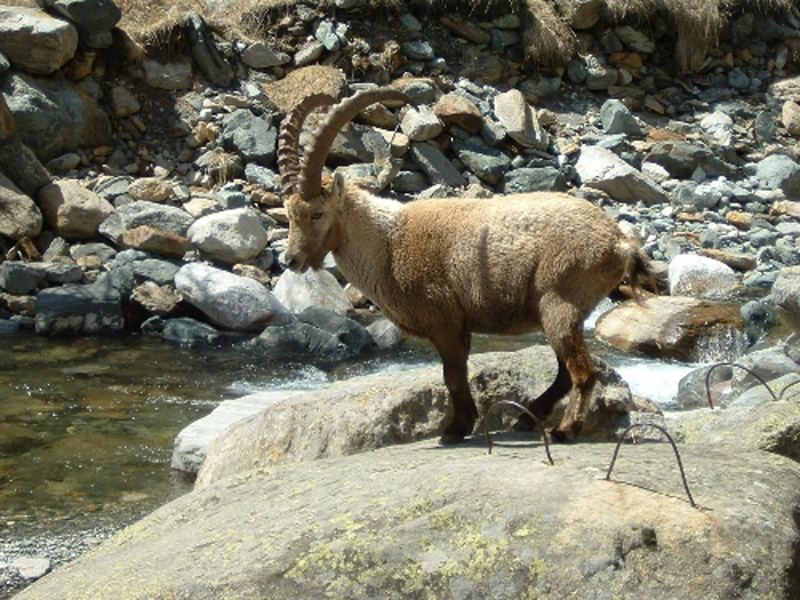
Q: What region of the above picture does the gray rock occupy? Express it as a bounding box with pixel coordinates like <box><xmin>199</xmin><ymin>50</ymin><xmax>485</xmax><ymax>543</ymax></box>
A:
<box><xmin>391</xmin><ymin>170</ymin><xmax>428</xmax><ymax>194</ymax></box>
<box><xmin>502</xmin><ymin>166</ymin><xmax>567</xmax><ymax>193</ymax></box>
<box><xmin>174</xmin><ymin>262</ymin><xmax>289</xmax><ymax>331</ymax></box>
<box><xmin>12</xmin><ymin>556</ymin><xmax>51</xmax><ymax>581</ymax></box>
<box><xmin>585</xmin><ymin>55</ymin><xmax>618</xmax><ymax>90</ymax></box>
<box><xmin>93</xmin><ymin>176</ymin><xmax>132</xmax><ymax>202</ymax></box>
<box><xmin>38</xmin><ymin>180</ymin><xmax>114</xmax><ymax>240</ymax></box>
<box><xmin>221</xmin><ymin>109</ymin><xmax>278</xmax><ymax>165</ymax></box>
<box><xmin>782</xmin><ymin>100</ymin><xmax>800</xmax><ymax>136</ymax></box>
<box><xmin>452</xmin><ymin>137</ymin><xmax>511</xmax><ymax>185</ymax></box>
<box><xmin>99</xmin><ymin>201</ymin><xmax>194</xmax><ymax>245</ymax></box>
<box><xmin>297</xmin><ymin>306</ymin><xmax>372</xmax><ymax>355</ymax></box>
<box><xmin>199</xmin><ymin>346</ymin><xmax>634</xmax><ymax>486</ymax></box>
<box><xmin>576</xmin><ymin>145</ymin><xmax>668</xmax><ymax>205</ymax></box>
<box><xmin>728</xmin><ymin>67</ymin><xmax>751</xmax><ymax>90</ymax></box>
<box><xmin>0</xmin><ymin>51</ymin><xmax>9</xmax><ymax>73</ymax></box>
<box><xmin>45</xmin><ymin>0</ymin><xmax>121</xmax><ymax>48</ymax></box>
<box><xmin>315</xmin><ymin>20</ymin><xmax>341</xmax><ymax>52</ymax></box>
<box><xmin>187</xmin><ymin>208</ymin><xmax>269</xmax><ymax>264</ymax></box>
<box><xmin>493</xmin><ymin>89</ymin><xmax>548</xmax><ymax>150</ymax></box>
<box><xmin>400</xmin><ymin>107</ymin><xmax>443</xmax><ymax>142</ymax></box>
<box><xmin>161</xmin><ymin>317</ymin><xmax>219</xmax><ymax>347</ymax></box>
<box><xmin>171</xmin><ymin>389</ymin><xmax>302</xmax><ymax>475</ymax></box>
<box><xmin>273</xmin><ymin>268</ymin><xmax>353</xmax><ymax>316</ymax></box>
<box><xmin>35</xmin><ymin>281</ymin><xmax>123</xmax><ymax>335</ymax></box>
<box><xmin>644</xmin><ymin>141</ymin><xmax>730</xmax><ymax>179</ymax></box>
<box><xmin>754</xmin><ymin>111</ymin><xmax>777</xmax><ymax>144</ymax></box>
<box><xmin>568</xmin><ymin>0</ymin><xmax>603</xmax><ymax>29</ymax></box>
<box><xmin>293</xmin><ymin>40</ymin><xmax>324</xmax><ymax>67</ymax></box>
<box><xmin>71</xmin><ymin>241</ymin><xmax>117</xmax><ymax>262</ymax></box>
<box><xmin>0</xmin><ymin>135</ymin><xmax>52</xmax><ymax>196</ymax></box>
<box><xmin>142</xmin><ymin>58</ymin><xmax>193</xmax><ymax>90</ymax></box>
<box><xmin>187</xmin><ymin>11</ymin><xmax>233</xmax><ymax>87</ymax></box>
<box><xmin>740</xmin><ymin>300</ymin><xmax>777</xmax><ymax>342</ymax></box>
<box><xmin>599</xmin><ymin>99</ymin><xmax>642</xmax><ymax>136</ymax></box>
<box><xmin>45</xmin><ymin>152</ymin><xmax>81</xmax><ymax>173</ymax></box>
<box><xmin>17</xmin><ymin>434</ymin><xmax>800</xmax><ymax>600</ymax></box>
<box><xmin>366</xmin><ymin>317</ymin><xmax>403</xmax><ymax>349</ymax></box>
<box><xmin>0</xmin><ymin>172</ymin><xmax>42</xmax><ymax>240</ymax></box>
<box><xmin>614</xmin><ymin>25</ymin><xmax>655</xmax><ymax>53</ymax></box>
<box><xmin>1</xmin><ymin>73</ymin><xmax>111</xmax><ymax>160</ymax></box>
<box><xmin>254</xmin><ymin>320</ymin><xmax>348</xmax><ymax>359</ymax></box>
<box><xmin>700</xmin><ymin>111</ymin><xmax>734</xmax><ymax>147</ymax></box>
<box><xmin>410</xmin><ymin>142</ymin><xmax>466</xmax><ymax>188</ymax></box>
<box><xmin>402</xmin><ymin>40</ymin><xmax>434</xmax><ymax>60</ymax></box>
<box><xmin>670</xmin><ymin>180</ymin><xmax>723</xmax><ymax>210</ymax></box>
<box><xmin>668</xmin><ymin>254</ymin><xmax>738</xmax><ymax>298</ymax></box>
<box><xmin>771</xmin><ymin>266</ymin><xmax>800</xmax><ymax>326</ymax></box>
<box><xmin>754</xmin><ymin>154</ymin><xmax>800</xmax><ymax>199</ymax></box>
<box><xmin>0</xmin><ymin>262</ymin><xmax>46</xmax><ymax>294</ymax></box>
<box><xmin>0</xmin><ymin>7</ymin><xmax>78</xmax><ymax>74</ymax></box>
<box><xmin>241</xmin><ymin>42</ymin><xmax>290</xmax><ymax>69</ymax></box>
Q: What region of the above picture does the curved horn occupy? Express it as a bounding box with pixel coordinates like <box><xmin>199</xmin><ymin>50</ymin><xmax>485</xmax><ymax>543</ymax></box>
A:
<box><xmin>300</xmin><ymin>88</ymin><xmax>412</xmax><ymax>199</ymax></box>
<box><xmin>277</xmin><ymin>93</ymin><xmax>336</xmax><ymax>195</ymax></box>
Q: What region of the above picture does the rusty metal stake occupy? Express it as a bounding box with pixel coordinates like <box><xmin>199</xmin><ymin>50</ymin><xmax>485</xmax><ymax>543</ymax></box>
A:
<box><xmin>605</xmin><ymin>423</ymin><xmax>697</xmax><ymax>508</ymax></box>
<box><xmin>704</xmin><ymin>362</ymin><xmax>777</xmax><ymax>410</ymax></box>
<box><xmin>483</xmin><ymin>400</ymin><xmax>554</xmax><ymax>465</ymax></box>
<box><xmin>779</xmin><ymin>378</ymin><xmax>800</xmax><ymax>401</ymax></box>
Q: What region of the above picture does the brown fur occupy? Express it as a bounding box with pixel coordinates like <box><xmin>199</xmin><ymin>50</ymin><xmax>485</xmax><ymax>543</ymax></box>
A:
<box><xmin>285</xmin><ymin>177</ymin><xmax>651</xmax><ymax>443</ymax></box>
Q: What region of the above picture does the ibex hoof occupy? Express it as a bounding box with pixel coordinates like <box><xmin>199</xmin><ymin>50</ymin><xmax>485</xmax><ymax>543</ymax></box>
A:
<box><xmin>439</xmin><ymin>432</ymin><xmax>467</xmax><ymax>445</ymax></box>
<box><xmin>550</xmin><ymin>423</ymin><xmax>582</xmax><ymax>443</ymax></box>
<box><xmin>512</xmin><ymin>413</ymin><xmax>535</xmax><ymax>432</ymax></box>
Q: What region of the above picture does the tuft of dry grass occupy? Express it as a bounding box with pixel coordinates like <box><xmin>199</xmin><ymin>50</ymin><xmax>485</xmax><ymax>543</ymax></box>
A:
<box><xmin>522</xmin><ymin>0</ymin><xmax>576</xmax><ymax>69</ymax></box>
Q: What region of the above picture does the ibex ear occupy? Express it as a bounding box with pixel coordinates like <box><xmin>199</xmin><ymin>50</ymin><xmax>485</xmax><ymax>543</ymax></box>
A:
<box><xmin>332</xmin><ymin>171</ymin><xmax>346</xmax><ymax>199</ymax></box>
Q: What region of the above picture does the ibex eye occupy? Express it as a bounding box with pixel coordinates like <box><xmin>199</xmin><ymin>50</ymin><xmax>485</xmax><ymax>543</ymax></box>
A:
<box><xmin>311</xmin><ymin>212</ymin><xmax>323</xmax><ymax>221</ymax></box>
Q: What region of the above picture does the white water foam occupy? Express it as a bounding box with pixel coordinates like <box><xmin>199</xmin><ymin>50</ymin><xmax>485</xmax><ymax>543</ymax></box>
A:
<box><xmin>614</xmin><ymin>360</ymin><xmax>700</xmax><ymax>407</ymax></box>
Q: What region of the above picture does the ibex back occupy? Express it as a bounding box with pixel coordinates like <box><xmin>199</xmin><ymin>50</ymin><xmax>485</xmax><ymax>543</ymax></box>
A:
<box><xmin>278</xmin><ymin>89</ymin><xmax>651</xmax><ymax>444</ymax></box>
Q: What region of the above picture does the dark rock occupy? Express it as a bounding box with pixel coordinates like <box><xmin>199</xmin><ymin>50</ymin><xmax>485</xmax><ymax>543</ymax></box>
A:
<box><xmin>221</xmin><ymin>109</ymin><xmax>278</xmax><ymax>165</ymax></box>
<box><xmin>161</xmin><ymin>317</ymin><xmax>220</xmax><ymax>347</ymax></box>
<box><xmin>644</xmin><ymin>141</ymin><xmax>731</xmax><ymax>179</ymax></box>
<box><xmin>187</xmin><ymin>11</ymin><xmax>234</xmax><ymax>87</ymax></box>
<box><xmin>502</xmin><ymin>167</ymin><xmax>567</xmax><ymax>193</ymax></box>
<box><xmin>254</xmin><ymin>320</ymin><xmax>349</xmax><ymax>360</ymax></box>
<box><xmin>44</xmin><ymin>0</ymin><xmax>122</xmax><ymax>48</ymax></box>
<box><xmin>297</xmin><ymin>306</ymin><xmax>372</xmax><ymax>356</ymax></box>
<box><xmin>410</xmin><ymin>142</ymin><xmax>466</xmax><ymax>188</ymax></box>
<box><xmin>35</xmin><ymin>281</ymin><xmax>123</xmax><ymax>334</ymax></box>
<box><xmin>452</xmin><ymin>137</ymin><xmax>511</xmax><ymax>185</ymax></box>
<box><xmin>0</xmin><ymin>135</ymin><xmax>52</xmax><ymax>196</ymax></box>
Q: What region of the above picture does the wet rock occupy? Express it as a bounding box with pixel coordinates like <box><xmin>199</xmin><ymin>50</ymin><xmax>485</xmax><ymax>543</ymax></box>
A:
<box><xmin>297</xmin><ymin>306</ymin><xmax>372</xmax><ymax>356</ymax></box>
<box><xmin>410</xmin><ymin>142</ymin><xmax>466</xmax><ymax>188</ymax></box>
<box><xmin>0</xmin><ymin>7</ymin><xmax>78</xmax><ymax>74</ymax></box>
<box><xmin>754</xmin><ymin>154</ymin><xmax>800</xmax><ymax>199</ymax></box>
<box><xmin>99</xmin><ymin>201</ymin><xmax>194</xmax><ymax>245</ymax></box>
<box><xmin>142</xmin><ymin>58</ymin><xmax>193</xmax><ymax>90</ymax></box>
<box><xmin>400</xmin><ymin>107</ymin><xmax>443</xmax><ymax>142</ymax></box>
<box><xmin>35</xmin><ymin>281</ymin><xmax>123</xmax><ymax>334</ymax></box>
<box><xmin>43</xmin><ymin>0</ymin><xmax>121</xmax><ymax>48</ymax></box>
<box><xmin>121</xmin><ymin>226</ymin><xmax>189</xmax><ymax>258</ymax></box>
<box><xmin>1</xmin><ymin>73</ymin><xmax>111</xmax><ymax>160</ymax></box>
<box><xmin>452</xmin><ymin>137</ymin><xmax>511</xmax><ymax>185</ymax></box>
<box><xmin>576</xmin><ymin>145</ymin><xmax>668</xmax><ymax>205</ymax></box>
<box><xmin>254</xmin><ymin>320</ymin><xmax>349</xmax><ymax>360</ymax></box>
<box><xmin>38</xmin><ymin>180</ymin><xmax>114</xmax><ymax>240</ymax></box>
<box><xmin>175</xmin><ymin>262</ymin><xmax>290</xmax><ymax>331</ymax></box>
<box><xmin>740</xmin><ymin>300</ymin><xmax>777</xmax><ymax>342</ymax></box>
<box><xmin>595</xmin><ymin>296</ymin><xmax>746</xmax><ymax>362</ymax></box>
<box><xmin>771</xmin><ymin>266</ymin><xmax>800</xmax><ymax>326</ymax></box>
<box><xmin>160</xmin><ymin>317</ymin><xmax>219</xmax><ymax>347</ymax></box>
<box><xmin>0</xmin><ymin>173</ymin><xmax>42</xmax><ymax>240</ymax></box>
<box><xmin>599</xmin><ymin>99</ymin><xmax>642</xmax><ymax>136</ymax></box>
<box><xmin>668</xmin><ymin>254</ymin><xmax>738</xmax><ymax>299</ymax></box>
<box><xmin>186</xmin><ymin>208</ymin><xmax>269</xmax><ymax>264</ymax></box>
<box><xmin>502</xmin><ymin>167</ymin><xmax>567</xmax><ymax>193</ymax></box>
<box><xmin>241</xmin><ymin>42</ymin><xmax>290</xmax><ymax>69</ymax></box>
<box><xmin>493</xmin><ymin>89</ymin><xmax>548</xmax><ymax>149</ymax></box>
<box><xmin>273</xmin><ymin>268</ymin><xmax>352</xmax><ymax>316</ymax></box>
<box><xmin>221</xmin><ymin>109</ymin><xmax>278</xmax><ymax>165</ymax></box>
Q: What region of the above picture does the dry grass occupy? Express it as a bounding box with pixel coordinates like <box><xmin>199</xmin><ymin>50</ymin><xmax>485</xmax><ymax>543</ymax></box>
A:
<box><xmin>522</xmin><ymin>0</ymin><xmax>576</xmax><ymax>69</ymax></box>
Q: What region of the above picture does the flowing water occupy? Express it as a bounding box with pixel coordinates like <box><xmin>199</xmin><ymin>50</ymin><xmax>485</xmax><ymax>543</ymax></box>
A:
<box><xmin>0</xmin><ymin>325</ymin><xmax>718</xmax><ymax>597</ymax></box>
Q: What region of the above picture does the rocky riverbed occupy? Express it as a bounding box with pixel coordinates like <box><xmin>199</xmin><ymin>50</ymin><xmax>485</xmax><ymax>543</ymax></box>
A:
<box><xmin>1</xmin><ymin>0</ymin><xmax>800</xmax><ymax>596</ymax></box>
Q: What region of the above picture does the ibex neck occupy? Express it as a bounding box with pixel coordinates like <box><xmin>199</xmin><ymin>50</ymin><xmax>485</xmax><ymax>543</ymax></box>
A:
<box><xmin>332</xmin><ymin>185</ymin><xmax>400</xmax><ymax>304</ymax></box>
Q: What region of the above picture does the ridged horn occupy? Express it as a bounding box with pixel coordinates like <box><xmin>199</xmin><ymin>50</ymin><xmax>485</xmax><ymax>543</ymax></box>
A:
<box><xmin>299</xmin><ymin>88</ymin><xmax>412</xmax><ymax>199</ymax></box>
<box><xmin>277</xmin><ymin>93</ymin><xmax>336</xmax><ymax>196</ymax></box>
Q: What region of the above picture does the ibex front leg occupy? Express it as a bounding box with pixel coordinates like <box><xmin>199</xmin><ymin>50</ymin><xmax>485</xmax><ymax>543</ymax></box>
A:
<box><xmin>433</xmin><ymin>331</ymin><xmax>477</xmax><ymax>445</ymax></box>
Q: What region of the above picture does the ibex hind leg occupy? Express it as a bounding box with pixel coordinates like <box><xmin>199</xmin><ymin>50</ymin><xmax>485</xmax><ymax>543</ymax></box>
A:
<box><xmin>433</xmin><ymin>332</ymin><xmax>477</xmax><ymax>445</ymax></box>
<box><xmin>512</xmin><ymin>357</ymin><xmax>571</xmax><ymax>432</ymax></box>
<box><xmin>540</xmin><ymin>298</ymin><xmax>598</xmax><ymax>441</ymax></box>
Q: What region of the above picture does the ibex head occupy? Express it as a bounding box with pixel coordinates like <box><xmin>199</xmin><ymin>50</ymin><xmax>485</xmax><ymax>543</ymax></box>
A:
<box><xmin>278</xmin><ymin>88</ymin><xmax>411</xmax><ymax>272</ymax></box>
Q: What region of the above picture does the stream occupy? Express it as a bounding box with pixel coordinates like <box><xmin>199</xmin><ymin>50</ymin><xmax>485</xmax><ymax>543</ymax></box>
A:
<box><xmin>0</xmin><ymin>322</ymin><xmax>701</xmax><ymax>597</ymax></box>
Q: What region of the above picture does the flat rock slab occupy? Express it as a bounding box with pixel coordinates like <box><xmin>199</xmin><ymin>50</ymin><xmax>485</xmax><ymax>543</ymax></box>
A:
<box><xmin>17</xmin><ymin>441</ymin><xmax>800</xmax><ymax>599</ymax></box>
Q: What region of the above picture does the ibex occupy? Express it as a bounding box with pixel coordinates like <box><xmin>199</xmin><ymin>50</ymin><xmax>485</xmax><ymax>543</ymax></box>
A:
<box><xmin>278</xmin><ymin>89</ymin><xmax>652</xmax><ymax>444</ymax></box>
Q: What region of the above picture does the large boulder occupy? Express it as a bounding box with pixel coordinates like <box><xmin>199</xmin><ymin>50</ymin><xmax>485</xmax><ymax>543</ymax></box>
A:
<box><xmin>273</xmin><ymin>268</ymin><xmax>353</xmax><ymax>316</ymax></box>
<box><xmin>186</xmin><ymin>208</ymin><xmax>269</xmax><ymax>264</ymax></box>
<box><xmin>576</xmin><ymin>145</ymin><xmax>668</xmax><ymax>205</ymax></box>
<box><xmin>99</xmin><ymin>201</ymin><xmax>195</xmax><ymax>245</ymax></box>
<box><xmin>174</xmin><ymin>262</ymin><xmax>290</xmax><ymax>331</ymax></box>
<box><xmin>0</xmin><ymin>7</ymin><xmax>78</xmax><ymax>75</ymax></box>
<box><xmin>0</xmin><ymin>173</ymin><xmax>42</xmax><ymax>240</ymax></box>
<box><xmin>38</xmin><ymin>180</ymin><xmax>113</xmax><ymax>240</ymax></box>
<box><xmin>16</xmin><ymin>440</ymin><xmax>800</xmax><ymax>600</ymax></box>
<box><xmin>667</xmin><ymin>254</ymin><xmax>738</xmax><ymax>299</ymax></box>
<box><xmin>197</xmin><ymin>346</ymin><xmax>634</xmax><ymax>486</ymax></box>
<box><xmin>34</xmin><ymin>281</ymin><xmax>123</xmax><ymax>334</ymax></box>
<box><xmin>595</xmin><ymin>296</ymin><xmax>747</xmax><ymax>362</ymax></box>
<box><xmin>1</xmin><ymin>73</ymin><xmax>111</xmax><ymax>160</ymax></box>
<box><xmin>42</xmin><ymin>0</ymin><xmax>122</xmax><ymax>48</ymax></box>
